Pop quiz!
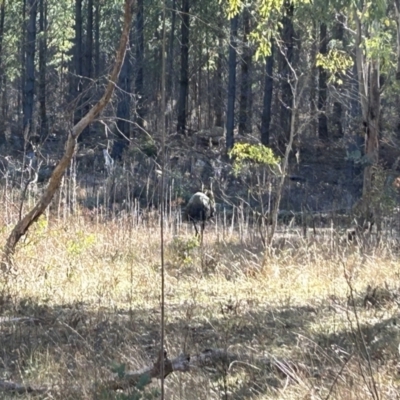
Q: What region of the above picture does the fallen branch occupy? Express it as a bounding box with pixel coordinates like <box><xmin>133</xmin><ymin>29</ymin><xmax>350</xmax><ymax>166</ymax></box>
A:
<box><xmin>0</xmin><ymin>380</ymin><xmax>47</xmax><ymax>395</ymax></box>
<box><xmin>104</xmin><ymin>348</ymin><xmax>237</xmax><ymax>391</ymax></box>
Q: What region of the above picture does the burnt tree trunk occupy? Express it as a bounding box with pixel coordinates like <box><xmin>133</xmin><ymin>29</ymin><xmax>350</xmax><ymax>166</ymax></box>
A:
<box><xmin>38</xmin><ymin>0</ymin><xmax>47</xmax><ymax>140</ymax></box>
<box><xmin>73</xmin><ymin>0</ymin><xmax>83</xmax><ymax>124</ymax></box>
<box><xmin>332</xmin><ymin>18</ymin><xmax>344</xmax><ymax>138</ymax></box>
<box><xmin>22</xmin><ymin>0</ymin><xmax>38</xmax><ymax>142</ymax></box>
<box><xmin>318</xmin><ymin>23</ymin><xmax>328</xmax><ymax>141</ymax></box>
<box><xmin>112</xmin><ymin>42</ymin><xmax>132</xmax><ymax>159</ymax></box>
<box><xmin>277</xmin><ymin>1</ymin><xmax>294</xmax><ymax>153</ymax></box>
<box><xmin>0</xmin><ymin>0</ymin><xmax>6</xmax><ymax>146</ymax></box>
<box><xmin>238</xmin><ymin>8</ymin><xmax>252</xmax><ymax>135</ymax></box>
<box><xmin>214</xmin><ymin>33</ymin><xmax>224</xmax><ymax>127</ymax></box>
<box><xmin>177</xmin><ymin>0</ymin><xmax>190</xmax><ymax>134</ymax></box>
<box><xmin>134</xmin><ymin>0</ymin><xmax>145</xmax><ymax>134</ymax></box>
<box><xmin>79</xmin><ymin>0</ymin><xmax>94</xmax><ymax>142</ymax></box>
<box><xmin>226</xmin><ymin>15</ymin><xmax>238</xmax><ymax>150</ymax></box>
<box><xmin>261</xmin><ymin>42</ymin><xmax>274</xmax><ymax>146</ymax></box>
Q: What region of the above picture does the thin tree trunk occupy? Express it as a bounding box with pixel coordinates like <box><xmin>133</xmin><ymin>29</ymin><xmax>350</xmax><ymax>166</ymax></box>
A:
<box><xmin>74</xmin><ymin>0</ymin><xmax>83</xmax><ymax>124</ymax></box>
<box><xmin>79</xmin><ymin>0</ymin><xmax>93</xmax><ymax>142</ymax></box>
<box><xmin>38</xmin><ymin>0</ymin><xmax>47</xmax><ymax>140</ymax></box>
<box><xmin>332</xmin><ymin>18</ymin><xmax>344</xmax><ymax>138</ymax></box>
<box><xmin>261</xmin><ymin>42</ymin><xmax>274</xmax><ymax>146</ymax></box>
<box><xmin>94</xmin><ymin>0</ymin><xmax>100</xmax><ymax>78</ymax></box>
<box><xmin>22</xmin><ymin>0</ymin><xmax>38</xmax><ymax>141</ymax></box>
<box><xmin>214</xmin><ymin>33</ymin><xmax>224</xmax><ymax>127</ymax></box>
<box><xmin>167</xmin><ymin>0</ymin><xmax>176</xmax><ymax>97</ymax></box>
<box><xmin>177</xmin><ymin>0</ymin><xmax>190</xmax><ymax>134</ymax></box>
<box><xmin>112</xmin><ymin>44</ymin><xmax>132</xmax><ymax>159</ymax></box>
<box><xmin>1</xmin><ymin>0</ymin><xmax>135</xmax><ymax>272</ymax></box>
<box><xmin>238</xmin><ymin>8</ymin><xmax>252</xmax><ymax>135</ymax></box>
<box><xmin>318</xmin><ymin>23</ymin><xmax>328</xmax><ymax>141</ymax></box>
<box><xmin>0</xmin><ymin>0</ymin><xmax>6</xmax><ymax>145</ymax></box>
<box><xmin>278</xmin><ymin>1</ymin><xmax>294</xmax><ymax>153</ymax></box>
<box><xmin>309</xmin><ymin>21</ymin><xmax>318</xmax><ymax>137</ymax></box>
<box><xmin>226</xmin><ymin>15</ymin><xmax>238</xmax><ymax>150</ymax></box>
<box><xmin>134</xmin><ymin>0</ymin><xmax>145</xmax><ymax>134</ymax></box>
<box><xmin>394</xmin><ymin>0</ymin><xmax>400</xmax><ymax>79</ymax></box>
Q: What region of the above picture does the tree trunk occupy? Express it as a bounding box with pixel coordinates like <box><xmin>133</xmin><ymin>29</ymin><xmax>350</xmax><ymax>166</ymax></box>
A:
<box><xmin>94</xmin><ymin>0</ymin><xmax>101</xmax><ymax>77</ymax></box>
<box><xmin>214</xmin><ymin>33</ymin><xmax>224</xmax><ymax>127</ymax></box>
<box><xmin>318</xmin><ymin>23</ymin><xmax>328</xmax><ymax>141</ymax></box>
<box><xmin>226</xmin><ymin>15</ymin><xmax>238</xmax><ymax>150</ymax></box>
<box><xmin>0</xmin><ymin>0</ymin><xmax>6</xmax><ymax>146</ymax></box>
<box><xmin>167</xmin><ymin>0</ymin><xmax>176</xmax><ymax>97</ymax></box>
<box><xmin>394</xmin><ymin>0</ymin><xmax>400</xmax><ymax>79</ymax></box>
<box><xmin>332</xmin><ymin>18</ymin><xmax>344</xmax><ymax>138</ymax></box>
<box><xmin>111</xmin><ymin>44</ymin><xmax>132</xmax><ymax>159</ymax></box>
<box><xmin>277</xmin><ymin>1</ymin><xmax>294</xmax><ymax>153</ymax></box>
<box><xmin>260</xmin><ymin>42</ymin><xmax>274</xmax><ymax>146</ymax></box>
<box><xmin>309</xmin><ymin>21</ymin><xmax>318</xmax><ymax>137</ymax></box>
<box><xmin>79</xmin><ymin>0</ymin><xmax>94</xmax><ymax>142</ymax></box>
<box><xmin>38</xmin><ymin>0</ymin><xmax>47</xmax><ymax>140</ymax></box>
<box><xmin>354</xmin><ymin>13</ymin><xmax>380</xmax><ymax>218</ymax></box>
<box><xmin>22</xmin><ymin>0</ymin><xmax>38</xmax><ymax>142</ymax></box>
<box><xmin>134</xmin><ymin>0</ymin><xmax>145</xmax><ymax>134</ymax></box>
<box><xmin>238</xmin><ymin>8</ymin><xmax>252</xmax><ymax>135</ymax></box>
<box><xmin>73</xmin><ymin>0</ymin><xmax>83</xmax><ymax>124</ymax></box>
<box><xmin>177</xmin><ymin>0</ymin><xmax>190</xmax><ymax>134</ymax></box>
<box><xmin>1</xmin><ymin>0</ymin><xmax>135</xmax><ymax>272</ymax></box>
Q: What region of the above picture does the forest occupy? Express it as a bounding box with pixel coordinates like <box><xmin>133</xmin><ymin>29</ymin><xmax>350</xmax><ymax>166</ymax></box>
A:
<box><xmin>1</xmin><ymin>0</ymin><xmax>400</xmax><ymax>398</ymax></box>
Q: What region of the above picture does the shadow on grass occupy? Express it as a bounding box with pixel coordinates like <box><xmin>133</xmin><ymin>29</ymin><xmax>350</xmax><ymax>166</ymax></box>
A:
<box><xmin>1</xmin><ymin>287</ymin><xmax>399</xmax><ymax>399</ymax></box>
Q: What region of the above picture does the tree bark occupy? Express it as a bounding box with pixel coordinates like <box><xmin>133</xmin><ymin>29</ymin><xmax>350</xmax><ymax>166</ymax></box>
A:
<box><xmin>0</xmin><ymin>0</ymin><xmax>6</xmax><ymax>146</ymax></box>
<box><xmin>94</xmin><ymin>0</ymin><xmax>101</xmax><ymax>77</ymax></box>
<box><xmin>226</xmin><ymin>15</ymin><xmax>238</xmax><ymax>150</ymax></box>
<box><xmin>277</xmin><ymin>1</ymin><xmax>294</xmax><ymax>153</ymax></box>
<box><xmin>112</xmin><ymin>44</ymin><xmax>132</xmax><ymax>159</ymax></box>
<box><xmin>1</xmin><ymin>0</ymin><xmax>135</xmax><ymax>272</ymax></box>
<box><xmin>38</xmin><ymin>0</ymin><xmax>47</xmax><ymax>140</ymax></box>
<box><xmin>79</xmin><ymin>0</ymin><xmax>94</xmax><ymax>142</ymax></box>
<box><xmin>394</xmin><ymin>0</ymin><xmax>400</xmax><ymax>79</ymax></box>
<box><xmin>260</xmin><ymin>42</ymin><xmax>274</xmax><ymax>146</ymax></box>
<box><xmin>22</xmin><ymin>0</ymin><xmax>38</xmax><ymax>141</ymax></box>
<box><xmin>73</xmin><ymin>0</ymin><xmax>83</xmax><ymax>124</ymax></box>
<box><xmin>134</xmin><ymin>0</ymin><xmax>145</xmax><ymax>134</ymax></box>
<box><xmin>332</xmin><ymin>18</ymin><xmax>344</xmax><ymax>139</ymax></box>
<box><xmin>214</xmin><ymin>33</ymin><xmax>224</xmax><ymax>127</ymax></box>
<box><xmin>354</xmin><ymin>12</ymin><xmax>380</xmax><ymax>217</ymax></box>
<box><xmin>238</xmin><ymin>8</ymin><xmax>252</xmax><ymax>135</ymax></box>
<box><xmin>318</xmin><ymin>23</ymin><xmax>328</xmax><ymax>141</ymax></box>
<box><xmin>177</xmin><ymin>0</ymin><xmax>190</xmax><ymax>134</ymax></box>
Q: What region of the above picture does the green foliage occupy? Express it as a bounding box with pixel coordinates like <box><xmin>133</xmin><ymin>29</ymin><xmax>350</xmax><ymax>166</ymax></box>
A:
<box><xmin>229</xmin><ymin>143</ymin><xmax>280</xmax><ymax>176</ymax></box>
<box><xmin>103</xmin><ymin>364</ymin><xmax>159</xmax><ymax>399</ymax></box>
<box><xmin>66</xmin><ymin>231</ymin><xmax>96</xmax><ymax>257</ymax></box>
<box><xmin>316</xmin><ymin>49</ymin><xmax>353</xmax><ymax>84</ymax></box>
<box><xmin>168</xmin><ymin>236</ymin><xmax>200</xmax><ymax>267</ymax></box>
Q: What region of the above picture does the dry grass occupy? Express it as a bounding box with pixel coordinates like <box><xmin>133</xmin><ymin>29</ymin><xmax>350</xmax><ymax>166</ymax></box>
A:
<box><xmin>1</xmin><ymin>194</ymin><xmax>400</xmax><ymax>399</ymax></box>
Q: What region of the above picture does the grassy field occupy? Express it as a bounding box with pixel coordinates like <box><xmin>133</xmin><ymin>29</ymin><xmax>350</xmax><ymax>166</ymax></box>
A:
<box><xmin>1</xmin><ymin>198</ymin><xmax>400</xmax><ymax>399</ymax></box>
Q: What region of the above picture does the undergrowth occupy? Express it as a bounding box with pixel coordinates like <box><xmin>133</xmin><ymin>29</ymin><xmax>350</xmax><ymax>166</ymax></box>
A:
<box><xmin>1</xmin><ymin>195</ymin><xmax>400</xmax><ymax>399</ymax></box>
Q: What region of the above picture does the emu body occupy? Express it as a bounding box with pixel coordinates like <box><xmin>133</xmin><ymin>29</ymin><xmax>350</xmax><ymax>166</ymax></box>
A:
<box><xmin>183</xmin><ymin>191</ymin><xmax>215</xmax><ymax>239</ymax></box>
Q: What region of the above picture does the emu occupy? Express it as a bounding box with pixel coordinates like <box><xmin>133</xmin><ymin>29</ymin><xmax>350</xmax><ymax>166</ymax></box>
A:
<box><xmin>183</xmin><ymin>190</ymin><xmax>215</xmax><ymax>240</ymax></box>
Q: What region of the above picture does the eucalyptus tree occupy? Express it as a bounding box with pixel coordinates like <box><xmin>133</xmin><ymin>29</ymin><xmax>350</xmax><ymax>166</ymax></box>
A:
<box><xmin>177</xmin><ymin>0</ymin><xmax>190</xmax><ymax>134</ymax></box>
<box><xmin>260</xmin><ymin>42</ymin><xmax>274</xmax><ymax>145</ymax></box>
<box><xmin>226</xmin><ymin>14</ymin><xmax>238</xmax><ymax>150</ymax></box>
<box><xmin>22</xmin><ymin>0</ymin><xmax>38</xmax><ymax>142</ymax></box>
<box><xmin>238</xmin><ymin>6</ymin><xmax>254</xmax><ymax>135</ymax></box>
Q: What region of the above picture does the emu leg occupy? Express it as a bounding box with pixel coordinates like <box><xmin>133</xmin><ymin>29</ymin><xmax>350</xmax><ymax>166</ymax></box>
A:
<box><xmin>192</xmin><ymin>220</ymin><xmax>199</xmax><ymax>236</ymax></box>
<box><xmin>200</xmin><ymin>221</ymin><xmax>205</xmax><ymax>245</ymax></box>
